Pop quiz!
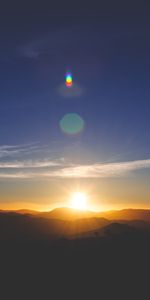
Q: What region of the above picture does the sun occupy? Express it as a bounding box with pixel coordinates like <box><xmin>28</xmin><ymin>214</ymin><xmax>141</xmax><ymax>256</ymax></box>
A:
<box><xmin>70</xmin><ymin>192</ymin><xmax>87</xmax><ymax>211</ymax></box>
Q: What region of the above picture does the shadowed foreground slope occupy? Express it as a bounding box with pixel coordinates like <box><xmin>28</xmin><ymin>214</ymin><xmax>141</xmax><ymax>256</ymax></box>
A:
<box><xmin>0</xmin><ymin>208</ymin><xmax>150</xmax><ymax>298</ymax></box>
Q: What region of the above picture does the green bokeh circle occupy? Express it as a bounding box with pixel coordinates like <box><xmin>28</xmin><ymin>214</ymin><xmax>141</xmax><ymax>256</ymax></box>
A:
<box><xmin>60</xmin><ymin>113</ymin><xmax>85</xmax><ymax>135</ymax></box>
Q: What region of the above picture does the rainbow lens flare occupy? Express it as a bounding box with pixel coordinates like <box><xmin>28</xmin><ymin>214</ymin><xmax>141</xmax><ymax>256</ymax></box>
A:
<box><xmin>66</xmin><ymin>72</ymin><xmax>73</xmax><ymax>87</ymax></box>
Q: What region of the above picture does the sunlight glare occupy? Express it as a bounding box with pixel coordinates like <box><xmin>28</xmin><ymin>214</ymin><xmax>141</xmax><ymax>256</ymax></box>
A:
<box><xmin>70</xmin><ymin>192</ymin><xmax>87</xmax><ymax>210</ymax></box>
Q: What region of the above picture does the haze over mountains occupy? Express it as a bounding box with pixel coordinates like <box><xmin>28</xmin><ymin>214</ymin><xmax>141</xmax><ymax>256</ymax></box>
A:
<box><xmin>15</xmin><ymin>206</ymin><xmax>150</xmax><ymax>221</ymax></box>
<box><xmin>1</xmin><ymin>207</ymin><xmax>150</xmax><ymax>241</ymax></box>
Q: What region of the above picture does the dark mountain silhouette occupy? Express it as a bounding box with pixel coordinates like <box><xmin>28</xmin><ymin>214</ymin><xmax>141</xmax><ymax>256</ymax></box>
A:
<box><xmin>0</xmin><ymin>211</ymin><xmax>110</xmax><ymax>239</ymax></box>
<box><xmin>74</xmin><ymin>222</ymin><xmax>138</xmax><ymax>239</ymax></box>
<box><xmin>101</xmin><ymin>222</ymin><xmax>137</xmax><ymax>236</ymax></box>
<box><xmin>0</xmin><ymin>207</ymin><xmax>150</xmax><ymax>298</ymax></box>
<box><xmin>1</xmin><ymin>208</ymin><xmax>150</xmax><ymax>240</ymax></box>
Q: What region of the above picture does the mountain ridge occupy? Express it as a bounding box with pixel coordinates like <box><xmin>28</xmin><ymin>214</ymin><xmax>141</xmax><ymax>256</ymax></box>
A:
<box><xmin>1</xmin><ymin>207</ymin><xmax>150</xmax><ymax>240</ymax></box>
<box><xmin>1</xmin><ymin>207</ymin><xmax>150</xmax><ymax>221</ymax></box>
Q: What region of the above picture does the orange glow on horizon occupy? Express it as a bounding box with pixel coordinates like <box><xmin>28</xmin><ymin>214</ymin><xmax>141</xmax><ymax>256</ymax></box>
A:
<box><xmin>0</xmin><ymin>199</ymin><xmax>150</xmax><ymax>213</ymax></box>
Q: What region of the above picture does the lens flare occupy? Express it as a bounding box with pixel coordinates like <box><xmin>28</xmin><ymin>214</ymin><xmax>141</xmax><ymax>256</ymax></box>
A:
<box><xmin>60</xmin><ymin>113</ymin><xmax>85</xmax><ymax>135</ymax></box>
<box><xmin>66</xmin><ymin>72</ymin><xmax>73</xmax><ymax>87</ymax></box>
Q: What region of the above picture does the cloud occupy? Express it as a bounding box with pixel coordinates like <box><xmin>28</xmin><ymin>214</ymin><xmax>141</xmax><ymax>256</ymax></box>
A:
<box><xmin>51</xmin><ymin>159</ymin><xmax>150</xmax><ymax>178</ymax></box>
<box><xmin>0</xmin><ymin>173</ymin><xmax>33</xmax><ymax>179</ymax></box>
<box><xmin>0</xmin><ymin>143</ymin><xmax>47</xmax><ymax>158</ymax></box>
<box><xmin>0</xmin><ymin>158</ymin><xmax>150</xmax><ymax>179</ymax></box>
<box><xmin>0</xmin><ymin>159</ymin><xmax>62</xmax><ymax>168</ymax></box>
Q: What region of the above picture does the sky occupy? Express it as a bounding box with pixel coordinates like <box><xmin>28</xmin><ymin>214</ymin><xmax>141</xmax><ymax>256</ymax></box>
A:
<box><xmin>0</xmin><ymin>1</ymin><xmax>150</xmax><ymax>211</ymax></box>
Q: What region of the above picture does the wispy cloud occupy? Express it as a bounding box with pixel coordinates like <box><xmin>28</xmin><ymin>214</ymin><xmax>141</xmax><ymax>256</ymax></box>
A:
<box><xmin>0</xmin><ymin>158</ymin><xmax>150</xmax><ymax>179</ymax></box>
<box><xmin>51</xmin><ymin>159</ymin><xmax>150</xmax><ymax>178</ymax></box>
<box><xmin>0</xmin><ymin>159</ymin><xmax>62</xmax><ymax>168</ymax></box>
<box><xmin>0</xmin><ymin>172</ymin><xmax>33</xmax><ymax>179</ymax></box>
<box><xmin>0</xmin><ymin>143</ymin><xmax>47</xmax><ymax>158</ymax></box>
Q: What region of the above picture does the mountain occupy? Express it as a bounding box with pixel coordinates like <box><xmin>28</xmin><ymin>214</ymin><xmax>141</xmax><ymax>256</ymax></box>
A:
<box><xmin>1</xmin><ymin>207</ymin><xmax>150</xmax><ymax>241</ymax></box>
<box><xmin>15</xmin><ymin>207</ymin><xmax>150</xmax><ymax>222</ymax></box>
<box><xmin>0</xmin><ymin>211</ymin><xmax>110</xmax><ymax>240</ymax></box>
<box><xmin>100</xmin><ymin>222</ymin><xmax>137</xmax><ymax>236</ymax></box>
<box><xmin>7</xmin><ymin>207</ymin><xmax>150</xmax><ymax>222</ymax></box>
<box><xmin>1</xmin><ymin>209</ymin><xmax>150</xmax><ymax>299</ymax></box>
<box><xmin>71</xmin><ymin>220</ymin><xmax>143</xmax><ymax>239</ymax></box>
<box><xmin>97</xmin><ymin>208</ymin><xmax>150</xmax><ymax>221</ymax></box>
<box><xmin>16</xmin><ymin>209</ymin><xmax>40</xmax><ymax>215</ymax></box>
<box><xmin>39</xmin><ymin>207</ymin><xmax>96</xmax><ymax>220</ymax></box>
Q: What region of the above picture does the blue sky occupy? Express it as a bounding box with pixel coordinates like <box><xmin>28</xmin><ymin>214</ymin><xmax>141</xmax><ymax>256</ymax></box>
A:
<box><xmin>0</xmin><ymin>1</ymin><xmax>150</xmax><ymax>210</ymax></box>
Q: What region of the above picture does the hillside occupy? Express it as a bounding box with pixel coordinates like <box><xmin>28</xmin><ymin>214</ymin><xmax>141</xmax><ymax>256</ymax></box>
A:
<box><xmin>15</xmin><ymin>207</ymin><xmax>150</xmax><ymax>222</ymax></box>
<box><xmin>1</xmin><ymin>208</ymin><xmax>150</xmax><ymax>240</ymax></box>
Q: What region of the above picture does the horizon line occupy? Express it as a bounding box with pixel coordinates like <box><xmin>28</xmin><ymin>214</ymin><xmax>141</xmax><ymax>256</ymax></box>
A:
<box><xmin>1</xmin><ymin>206</ymin><xmax>150</xmax><ymax>214</ymax></box>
